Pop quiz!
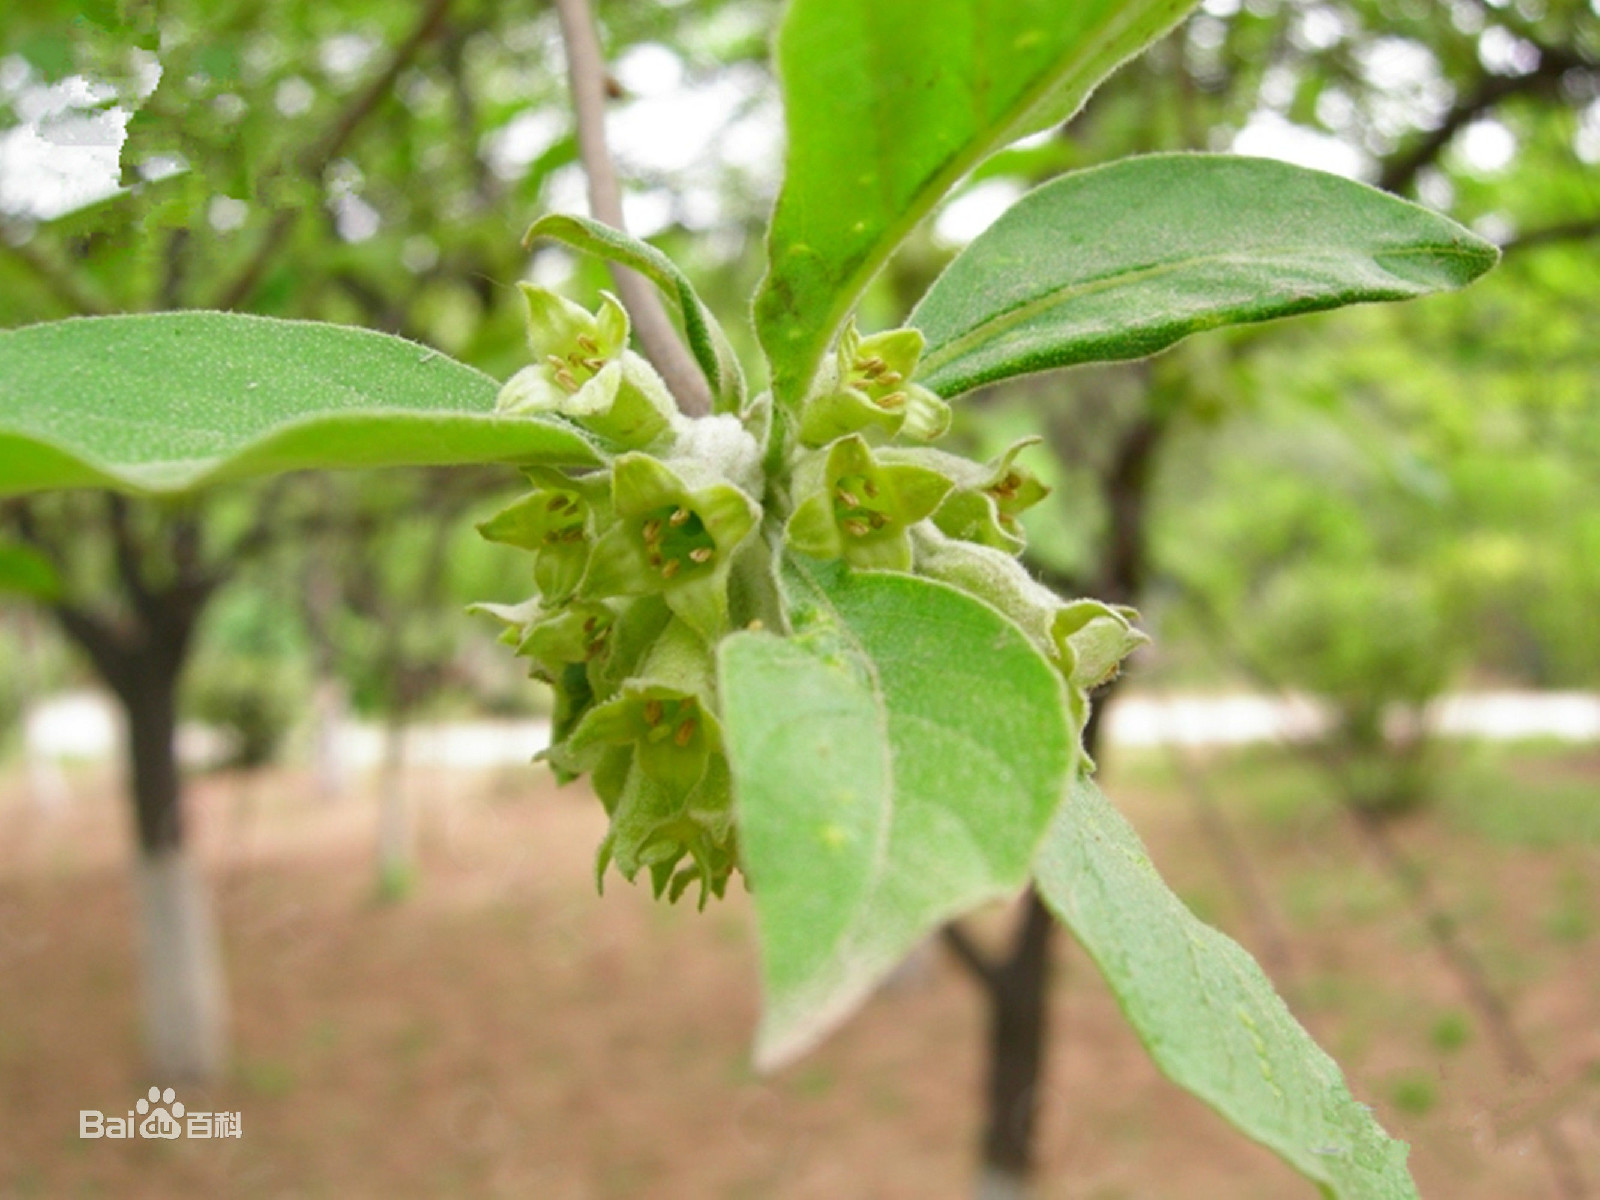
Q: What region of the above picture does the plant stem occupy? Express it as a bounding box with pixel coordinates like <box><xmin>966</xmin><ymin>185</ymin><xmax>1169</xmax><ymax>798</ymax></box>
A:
<box><xmin>551</xmin><ymin>0</ymin><xmax>710</xmax><ymax>417</ymax></box>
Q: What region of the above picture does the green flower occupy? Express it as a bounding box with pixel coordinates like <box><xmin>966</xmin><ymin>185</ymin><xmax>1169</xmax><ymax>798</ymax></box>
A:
<box><xmin>476</xmin><ymin>468</ymin><xmax>611</xmax><ymax>601</ymax></box>
<box><xmin>911</xmin><ymin>527</ymin><xmax>1148</xmax><ymax>690</ymax></box>
<box><xmin>797</xmin><ymin>320</ymin><xmax>951</xmax><ymax>447</ymax></box>
<box><xmin>785</xmin><ymin>435</ymin><xmax>953</xmax><ymax>570</ymax></box>
<box><xmin>928</xmin><ymin>438</ymin><xmax>1052</xmax><ymax>556</ymax></box>
<box><xmin>561</xmin><ymin>619</ymin><xmax>737</xmax><ymax>907</ymax></box>
<box><xmin>496</xmin><ymin>284</ymin><xmax>678</xmax><ymax>450</ymax></box>
<box><xmin>582</xmin><ymin>453</ymin><xmax>760</xmax><ymax>640</ymax></box>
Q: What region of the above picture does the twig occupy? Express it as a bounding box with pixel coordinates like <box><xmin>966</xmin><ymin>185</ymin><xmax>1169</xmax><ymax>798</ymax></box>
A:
<box><xmin>214</xmin><ymin>0</ymin><xmax>454</xmax><ymax>310</ymax></box>
<box><xmin>551</xmin><ymin>0</ymin><xmax>711</xmax><ymax>417</ymax></box>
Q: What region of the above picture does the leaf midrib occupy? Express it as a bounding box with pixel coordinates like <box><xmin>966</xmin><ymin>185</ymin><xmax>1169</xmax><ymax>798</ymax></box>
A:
<box><xmin>918</xmin><ymin>241</ymin><xmax>1483</xmax><ymax>379</ymax></box>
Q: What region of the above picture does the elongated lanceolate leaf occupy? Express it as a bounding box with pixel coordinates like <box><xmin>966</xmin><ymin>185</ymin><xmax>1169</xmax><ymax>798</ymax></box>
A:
<box><xmin>1035</xmin><ymin>776</ymin><xmax>1419</xmax><ymax>1200</ymax></box>
<box><xmin>526</xmin><ymin>213</ymin><xmax>747</xmax><ymax>413</ymax></box>
<box><xmin>0</xmin><ymin>313</ymin><xmax>601</xmax><ymax>497</ymax></box>
<box><xmin>753</xmin><ymin>0</ymin><xmax>1197</xmax><ymax>407</ymax></box>
<box><xmin>719</xmin><ymin>559</ymin><xmax>1074</xmax><ymax>1068</ymax></box>
<box><xmin>912</xmin><ymin>154</ymin><xmax>1499</xmax><ymax>398</ymax></box>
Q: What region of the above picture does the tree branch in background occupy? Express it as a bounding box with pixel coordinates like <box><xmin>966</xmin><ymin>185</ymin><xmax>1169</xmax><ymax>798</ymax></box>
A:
<box><xmin>1500</xmin><ymin>216</ymin><xmax>1600</xmax><ymax>257</ymax></box>
<box><xmin>941</xmin><ymin>922</ymin><xmax>1001</xmax><ymax>994</ymax></box>
<box><xmin>1</xmin><ymin>236</ymin><xmax>109</xmax><ymax>316</ymax></box>
<box><xmin>552</xmin><ymin>0</ymin><xmax>712</xmax><ymax>417</ymax></box>
<box><xmin>213</xmin><ymin>0</ymin><xmax>454</xmax><ymax>311</ymax></box>
<box><xmin>1377</xmin><ymin>44</ymin><xmax>1593</xmax><ymax>196</ymax></box>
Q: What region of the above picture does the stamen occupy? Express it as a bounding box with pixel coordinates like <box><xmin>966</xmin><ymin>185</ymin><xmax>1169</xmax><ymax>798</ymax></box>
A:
<box><xmin>688</xmin><ymin>547</ymin><xmax>713</xmax><ymax>564</ymax></box>
<box><xmin>836</xmin><ymin>488</ymin><xmax>860</xmax><ymax>508</ymax></box>
<box><xmin>644</xmin><ymin>699</ymin><xmax>664</xmax><ymax>726</ymax></box>
<box><xmin>581</xmin><ymin>357</ymin><xmax>606</xmax><ymax>373</ymax></box>
<box><xmin>862</xmin><ymin>479</ymin><xmax>879</xmax><ymax>499</ymax></box>
<box><xmin>575</xmin><ymin>334</ymin><xmax>599</xmax><ymax>353</ymax></box>
<box><xmin>669</xmin><ymin>507</ymin><xmax>691</xmax><ymax>526</ymax></box>
<box><xmin>545</xmin><ymin>354</ymin><xmax>568</xmax><ymax>371</ymax></box>
<box><xmin>877</xmin><ymin>371</ymin><xmax>903</xmax><ymax>386</ymax></box>
<box><xmin>673</xmin><ymin>719</ymin><xmax>696</xmax><ymax>747</ymax></box>
<box><xmin>642</xmin><ymin>519</ymin><xmax>663</xmax><ymax>542</ymax></box>
<box><xmin>554</xmin><ymin>368</ymin><xmax>581</xmax><ymax>393</ymax></box>
<box><xmin>877</xmin><ymin>391</ymin><xmax>906</xmax><ymax>410</ymax></box>
<box><xmin>842</xmin><ymin>518</ymin><xmax>871</xmax><ymax>538</ymax></box>
<box><xmin>661</xmin><ymin>558</ymin><xmax>681</xmax><ymax>580</ymax></box>
<box><xmin>869</xmin><ymin>511</ymin><xmax>888</xmax><ymax>530</ymax></box>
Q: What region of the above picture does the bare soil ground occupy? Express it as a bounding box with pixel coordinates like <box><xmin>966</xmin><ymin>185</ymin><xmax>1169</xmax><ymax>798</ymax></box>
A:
<box><xmin>1</xmin><ymin>745</ymin><xmax>1596</xmax><ymax>1199</ymax></box>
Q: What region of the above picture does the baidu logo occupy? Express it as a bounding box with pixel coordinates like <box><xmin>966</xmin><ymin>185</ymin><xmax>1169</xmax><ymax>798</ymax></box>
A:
<box><xmin>80</xmin><ymin>1086</ymin><xmax>242</xmax><ymax>1139</ymax></box>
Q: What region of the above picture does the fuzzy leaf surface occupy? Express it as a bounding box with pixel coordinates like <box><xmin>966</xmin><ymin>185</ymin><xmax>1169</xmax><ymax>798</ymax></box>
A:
<box><xmin>719</xmin><ymin>559</ymin><xmax>1073</xmax><ymax>1068</ymax></box>
<box><xmin>0</xmin><ymin>313</ymin><xmax>600</xmax><ymax>497</ymax></box>
<box><xmin>912</xmin><ymin>154</ymin><xmax>1499</xmax><ymax>397</ymax></box>
<box><xmin>753</xmin><ymin>0</ymin><xmax>1197</xmax><ymax>406</ymax></box>
<box><xmin>1035</xmin><ymin>776</ymin><xmax>1419</xmax><ymax>1199</ymax></box>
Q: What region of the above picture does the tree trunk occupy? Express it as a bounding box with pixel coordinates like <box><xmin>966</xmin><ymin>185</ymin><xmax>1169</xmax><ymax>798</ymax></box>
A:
<box><xmin>976</xmin><ymin>891</ymin><xmax>1056</xmax><ymax>1199</ymax></box>
<box><xmin>123</xmin><ymin>667</ymin><xmax>229</xmax><ymax>1083</ymax></box>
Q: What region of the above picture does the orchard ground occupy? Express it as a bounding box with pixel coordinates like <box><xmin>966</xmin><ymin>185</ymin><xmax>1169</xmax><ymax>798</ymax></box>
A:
<box><xmin>1</xmin><ymin>743</ymin><xmax>1596</xmax><ymax>1199</ymax></box>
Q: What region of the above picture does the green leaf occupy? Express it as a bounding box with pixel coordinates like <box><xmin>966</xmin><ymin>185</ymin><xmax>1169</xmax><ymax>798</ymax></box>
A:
<box><xmin>1035</xmin><ymin>776</ymin><xmax>1418</xmax><ymax>1199</ymax></box>
<box><xmin>912</xmin><ymin>154</ymin><xmax>1500</xmax><ymax>398</ymax></box>
<box><xmin>0</xmin><ymin>313</ymin><xmax>601</xmax><ymax>498</ymax></box>
<box><xmin>752</xmin><ymin>0</ymin><xmax>1197</xmax><ymax>407</ymax></box>
<box><xmin>718</xmin><ymin>558</ymin><xmax>1074</xmax><ymax>1068</ymax></box>
<box><xmin>525</xmin><ymin>214</ymin><xmax>747</xmax><ymax>414</ymax></box>
<box><xmin>0</xmin><ymin>542</ymin><xmax>60</xmax><ymax>601</ymax></box>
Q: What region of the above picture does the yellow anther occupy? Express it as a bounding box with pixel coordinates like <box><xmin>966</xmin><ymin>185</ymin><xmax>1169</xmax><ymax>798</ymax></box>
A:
<box><xmin>575</xmin><ymin>334</ymin><xmax>599</xmax><ymax>353</ymax></box>
<box><xmin>554</xmin><ymin>368</ymin><xmax>581</xmax><ymax>393</ymax></box>
<box><xmin>688</xmin><ymin>547</ymin><xmax>713</xmax><ymax>564</ymax></box>
<box><xmin>642</xmin><ymin>519</ymin><xmax>663</xmax><ymax>542</ymax></box>
<box><xmin>877</xmin><ymin>391</ymin><xmax>906</xmax><ymax>410</ymax></box>
<box><xmin>836</xmin><ymin>488</ymin><xmax>860</xmax><ymax>508</ymax></box>
<box><xmin>842</xmin><ymin>518</ymin><xmax>871</xmax><ymax>538</ymax></box>
<box><xmin>669</xmin><ymin>507</ymin><xmax>691</xmax><ymax>526</ymax></box>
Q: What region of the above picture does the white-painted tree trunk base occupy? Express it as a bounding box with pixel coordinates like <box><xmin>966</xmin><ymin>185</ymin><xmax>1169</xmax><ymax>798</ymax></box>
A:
<box><xmin>375</xmin><ymin>721</ymin><xmax>414</xmax><ymax>896</ymax></box>
<box><xmin>976</xmin><ymin>1166</ymin><xmax>1033</xmax><ymax>1200</ymax></box>
<box><xmin>134</xmin><ymin>846</ymin><xmax>228</xmax><ymax>1083</ymax></box>
<box><xmin>312</xmin><ymin>676</ymin><xmax>348</xmax><ymax>801</ymax></box>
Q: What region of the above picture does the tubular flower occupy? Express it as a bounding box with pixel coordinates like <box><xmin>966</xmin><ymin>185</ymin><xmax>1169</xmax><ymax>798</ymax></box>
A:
<box><xmin>476</xmin><ymin>467</ymin><xmax>611</xmax><ymax>600</ymax></box>
<box><xmin>581</xmin><ymin>452</ymin><xmax>760</xmax><ymax>640</ymax></box>
<box><xmin>797</xmin><ymin>320</ymin><xmax>951</xmax><ymax>447</ymax></box>
<box><xmin>785</xmin><ymin>435</ymin><xmax>953</xmax><ymax>570</ymax></box>
<box><xmin>496</xmin><ymin>284</ymin><xmax>679</xmax><ymax>451</ymax></box>
<box><xmin>560</xmin><ymin>619</ymin><xmax>736</xmax><ymax>907</ymax></box>
<box><xmin>926</xmin><ymin>438</ymin><xmax>1052</xmax><ymax>556</ymax></box>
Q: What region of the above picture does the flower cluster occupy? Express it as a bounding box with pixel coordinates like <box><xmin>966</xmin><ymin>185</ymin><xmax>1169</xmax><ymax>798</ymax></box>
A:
<box><xmin>479</xmin><ymin>287</ymin><xmax>1144</xmax><ymax>905</ymax></box>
